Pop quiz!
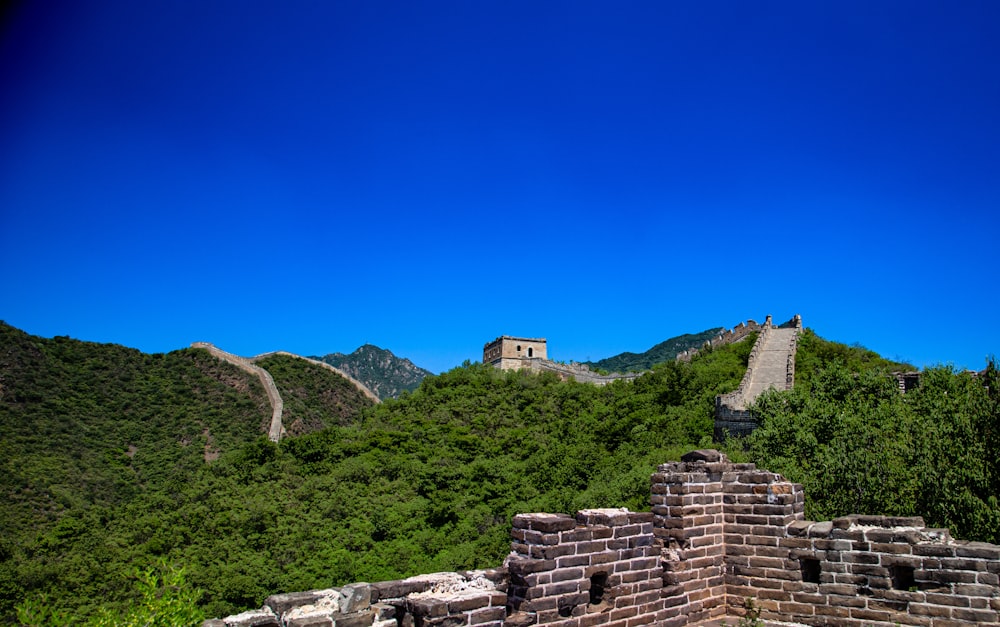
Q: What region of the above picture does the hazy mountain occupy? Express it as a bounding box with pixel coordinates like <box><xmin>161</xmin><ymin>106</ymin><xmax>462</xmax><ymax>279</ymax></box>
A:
<box><xmin>313</xmin><ymin>344</ymin><xmax>433</xmax><ymax>400</ymax></box>
<box><xmin>585</xmin><ymin>327</ymin><xmax>725</xmax><ymax>372</ymax></box>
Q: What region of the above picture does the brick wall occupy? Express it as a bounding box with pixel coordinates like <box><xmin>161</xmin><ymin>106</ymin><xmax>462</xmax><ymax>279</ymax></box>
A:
<box><xmin>206</xmin><ymin>450</ymin><xmax>999</xmax><ymax>627</ymax></box>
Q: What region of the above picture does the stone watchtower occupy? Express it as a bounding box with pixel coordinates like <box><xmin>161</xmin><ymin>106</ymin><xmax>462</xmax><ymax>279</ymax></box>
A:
<box><xmin>483</xmin><ymin>336</ymin><xmax>547</xmax><ymax>371</ymax></box>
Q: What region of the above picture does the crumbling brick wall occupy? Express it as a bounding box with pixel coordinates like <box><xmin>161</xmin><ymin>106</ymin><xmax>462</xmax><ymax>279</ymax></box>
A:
<box><xmin>206</xmin><ymin>450</ymin><xmax>999</xmax><ymax>627</ymax></box>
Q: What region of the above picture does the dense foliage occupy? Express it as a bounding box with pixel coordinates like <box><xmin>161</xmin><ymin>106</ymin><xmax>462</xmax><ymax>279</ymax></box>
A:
<box><xmin>748</xmin><ymin>331</ymin><xmax>999</xmax><ymax>543</ymax></box>
<box><xmin>314</xmin><ymin>344</ymin><xmax>433</xmax><ymax>400</ymax></box>
<box><xmin>584</xmin><ymin>327</ymin><xmax>724</xmax><ymax>373</ymax></box>
<box><xmin>1</xmin><ymin>323</ymin><xmax>754</xmax><ymax>622</ymax></box>
<box><xmin>257</xmin><ymin>354</ymin><xmax>376</xmax><ymax>435</ymax></box>
<box><xmin>5</xmin><ymin>321</ymin><xmax>996</xmax><ymax>626</ymax></box>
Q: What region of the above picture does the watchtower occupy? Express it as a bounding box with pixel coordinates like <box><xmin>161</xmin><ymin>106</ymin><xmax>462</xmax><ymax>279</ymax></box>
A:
<box><xmin>483</xmin><ymin>336</ymin><xmax>547</xmax><ymax>370</ymax></box>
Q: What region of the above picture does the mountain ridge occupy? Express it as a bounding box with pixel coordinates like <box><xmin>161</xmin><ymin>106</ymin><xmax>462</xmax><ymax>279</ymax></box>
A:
<box><xmin>312</xmin><ymin>344</ymin><xmax>433</xmax><ymax>400</ymax></box>
<box><xmin>584</xmin><ymin>327</ymin><xmax>725</xmax><ymax>372</ymax></box>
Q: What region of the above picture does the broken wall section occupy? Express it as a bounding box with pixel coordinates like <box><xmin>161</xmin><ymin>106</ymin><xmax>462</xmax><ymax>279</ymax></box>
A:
<box><xmin>506</xmin><ymin>509</ymin><xmax>661</xmax><ymax>627</ymax></box>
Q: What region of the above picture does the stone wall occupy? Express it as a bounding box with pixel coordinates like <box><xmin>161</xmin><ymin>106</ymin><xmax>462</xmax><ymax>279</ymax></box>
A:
<box><xmin>206</xmin><ymin>450</ymin><xmax>999</xmax><ymax>627</ymax></box>
<box><xmin>675</xmin><ymin>321</ymin><xmax>762</xmax><ymax>363</ymax></box>
<box><xmin>191</xmin><ymin>342</ymin><xmax>285</xmax><ymax>442</ymax></box>
<box><xmin>521</xmin><ymin>359</ymin><xmax>642</xmax><ymax>386</ymax></box>
<box><xmin>714</xmin><ymin>315</ymin><xmax>802</xmax><ymax>440</ymax></box>
<box><xmin>484</xmin><ymin>337</ymin><xmax>548</xmax><ymax>369</ymax></box>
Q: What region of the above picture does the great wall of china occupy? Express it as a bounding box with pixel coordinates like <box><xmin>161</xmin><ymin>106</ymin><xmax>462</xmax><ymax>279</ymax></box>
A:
<box><xmin>713</xmin><ymin>315</ymin><xmax>802</xmax><ymax>440</ymax></box>
<box><xmin>205</xmin><ymin>450</ymin><xmax>1000</xmax><ymax>627</ymax></box>
<box><xmin>190</xmin><ymin>342</ymin><xmax>380</xmax><ymax>443</ymax></box>
<box><xmin>485</xmin><ymin>316</ymin><xmax>803</xmax><ymax>438</ymax></box>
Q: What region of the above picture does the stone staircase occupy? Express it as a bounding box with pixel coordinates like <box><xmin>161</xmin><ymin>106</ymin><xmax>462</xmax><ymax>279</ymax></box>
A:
<box><xmin>741</xmin><ymin>327</ymin><xmax>798</xmax><ymax>405</ymax></box>
<box><xmin>715</xmin><ymin>315</ymin><xmax>801</xmax><ymax>438</ymax></box>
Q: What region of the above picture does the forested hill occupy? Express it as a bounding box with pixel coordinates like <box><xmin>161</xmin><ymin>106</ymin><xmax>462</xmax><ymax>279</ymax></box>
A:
<box><xmin>2</xmin><ymin>321</ymin><xmax>997</xmax><ymax>626</ymax></box>
<box><xmin>313</xmin><ymin>344</ymin><xmax>433</xmax><ymax>400</ymax></box>
<box><xmin>0</xmin><ymin>322</ymin><xmax>375</xmax><ymax>594</ymax></box>
<box><xmin>584</xmin><ymin>327</ymin><xmax>724</xmax><ymax>372</ymax></box>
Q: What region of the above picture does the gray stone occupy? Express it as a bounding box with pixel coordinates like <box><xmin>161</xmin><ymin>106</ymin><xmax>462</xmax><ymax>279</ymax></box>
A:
<box><xmin>681</xmin><ymin>450</ymin><xmax>723</xmax><ymax>463</ymax></box>
<box><xmin>223</xmin><ymin>608</ymin><xmax>280</xmax><ymax>627</ymax></box>
<box><xmin>265</xmin><ymin>591</ymin><xmax>325</xmax><ymax>616</ymax></box>
<box><xmin>340</xmin><ymin>583</ymin><xmax>372</xmax><ymax>613</ymax></box>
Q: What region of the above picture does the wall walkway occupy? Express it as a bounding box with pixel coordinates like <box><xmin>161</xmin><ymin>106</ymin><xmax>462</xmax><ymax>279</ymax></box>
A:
<box><xmin>192</xmin><ymin>342</ymin><xmax>285</xmax><ymax>443</ymax></box>
<box><xmin>715</xmin><ymin>315</ymin><xmax>801</xmax><ymax>439</ymax></box>
<box><xmin>191</xmin><ymin>344</ymin><xmax>381</xmax><ymax>443</ymax></box>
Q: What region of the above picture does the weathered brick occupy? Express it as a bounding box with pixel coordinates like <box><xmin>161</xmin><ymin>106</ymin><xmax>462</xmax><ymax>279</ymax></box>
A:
<box><xmin>556</xmin><ymin>554</ymin><xmax>591</xmax><ymax>568</ymax></box>
<box><xmin>909</xmin><ymin>602</ymin><xmax>953</xmax><ymax>617</ymax></box>
<box><xmin>447</xmin><ymin>596</ymin><xmax>492</xmax><ymax>613</ymax></box>
<box><xmin>848</xmin><ymin>606</ymin><xmax>891</xmax><ymax>622</ymax></box>
<box><xmin>956</xmin><ymin>542</ymin><xmax>1000</xmax><ymax>560</ymax></box>
<box><xmin>951</xmin><ymin>607</ymin><xmax>1000</xmax><ymax>623</ymax></box>
<box><xmin>550</xmin><ymin>568</ymin><xmax>584</xmax><ymax>584</ymax></box>
<box><xmin>513</xmin><ymin>514</ymin><xmax>577</xmax><ymax>533</ymax></box>
<box><xmin>914</xmin><ymin>543</ymin><xmax>956</xmax><ymax>557</ymax></box>
<box><xmin>466</xmin><ymin>606</ymin><xmax>506</xmax><ymax>625</ymax></box>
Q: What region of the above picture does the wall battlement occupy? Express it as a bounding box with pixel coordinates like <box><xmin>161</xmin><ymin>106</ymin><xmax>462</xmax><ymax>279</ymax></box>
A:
<box><xmin>207</xmin><ymin>450</ymin><xmax>999</xmax><ymax>627</ymax></box>
<box><xmin>483</xmin><ymin>336</ymin><xmax>638</xmax><ymax>386</ymax></box>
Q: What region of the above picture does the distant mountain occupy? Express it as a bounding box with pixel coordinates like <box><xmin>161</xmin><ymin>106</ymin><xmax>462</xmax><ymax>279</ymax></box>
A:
<box><xmin>585</xmin><ymin>327</ymin><xmax>725</xmax><ymax>372</ymax></box>
<box><xmin>313</xmin><ymin>344</ymin><xmax>432</xmax><ymax>400</ymax></box>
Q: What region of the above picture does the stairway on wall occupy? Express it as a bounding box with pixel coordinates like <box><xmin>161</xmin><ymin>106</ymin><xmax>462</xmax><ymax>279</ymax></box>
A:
<box><xmin>740</xmin><ymin>327</ymin><xmax>797</xmax><ymax>407</ymax></box>
<box><xmin>714</xmin><ymin>315</ymin><xmax>800</xmax><ymax>439</ymax></box>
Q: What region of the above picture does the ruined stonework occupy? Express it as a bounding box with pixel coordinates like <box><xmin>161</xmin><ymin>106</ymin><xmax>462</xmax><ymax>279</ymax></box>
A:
<box><xmin>207</xmin><ymin>450</ymin><xmax>1000</xmax><ymax>627</ymax></box>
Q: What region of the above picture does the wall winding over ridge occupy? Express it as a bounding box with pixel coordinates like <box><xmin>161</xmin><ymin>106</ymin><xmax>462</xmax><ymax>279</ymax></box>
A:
<box><xmin>191</xmin><ymin>342</ymin><xmax>285</xmax><ymax>442</ymax></box>
<box><xmin>191</xmin><ymin>343</ymin><xmax>381</xmax><ymax>444</ymax></box>
<box><xmin>515</xmin><ymin>358</ymin><xmax>642</xmax><ymax>386</ymax></box>
<box><xmin>207</xmin><ymin>450</ymin><xmax>1000</xmax><ymax>627</ymax></box>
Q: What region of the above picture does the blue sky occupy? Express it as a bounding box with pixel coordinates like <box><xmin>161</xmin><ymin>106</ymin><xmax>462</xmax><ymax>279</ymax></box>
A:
<box><xmin>1</xmin><ymin>2</ymin><xmax>997</xmax><ymax>374</ymax></box>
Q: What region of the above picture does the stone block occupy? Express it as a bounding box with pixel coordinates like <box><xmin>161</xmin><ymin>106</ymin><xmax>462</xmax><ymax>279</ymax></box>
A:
<box><xmin>507</xmin><ymin>558</ymin><xmax>556</xmax><ymax>576</ymax></box>
<box><xmin>577</xmin><ymin>509</ymin><xmax>630</xmax><ymax>527</ymax></box>
<box><xmin>925</xmin><ymin>592</ymin><xmax>971</xmax><ymax>607</ymax></box>
<box><xmin>556</xmin><ymin>554</ymin><xmax>591</xmax><ymax>568</ymax></box>
<box><xmin>340</xmin><ymin>583</ymin><xmax>372</xmax><ymax>613</ymax></box>
<box><xmin>956</xmin><ymin>542</ymin><xmax>1000</xmax><ymax>560</ymax></box>
<box><xmin>681</xmin><ymin>449</ymin><xmax>724</xmax><ymax>463</ymax></box>
<box><xmin>914</xmin><ymin>543</ymin><xmax>956</xmax><ymax>557</ymax></box>
<box><xmin>504</xmin><ymin>611</ymin><xmax>536</xmax><ymax>627</ymax></box>
<box><xmin>285</xmin><ymin>615</ymin><xmax>333</xmax><ymax>627</ymax></box>
<box><xmin>468</xmin><ymin>607</ymin><xmax>506</xmax><ymax>624</ymax></box>
<box><xmin>408</xmin><ymin>598</ymin><xmax>448</xmax><ymax>618</ymax></box>
<box><xmin>264</xmin><ymin>591</ymin><xmax>325</xmax><ymax>616</ymax></box>
<box><xmin>447</xmin><ymin>595</ymin><xmax>493</xmax><ymax>613</ymax></box>
<box><xmin>373</xmin><ymin>578</ymin><xmax>434</xmax><ymax>600</ymax></box>
<box><xmin>223</xmin><ymin>609</ymin><xmax>281</xmax><ymax>626</ymax></box>
<box><xmin>513</xmin><ymin>514</ymin><xmax>577</xmax><ymax>533</ymax></box>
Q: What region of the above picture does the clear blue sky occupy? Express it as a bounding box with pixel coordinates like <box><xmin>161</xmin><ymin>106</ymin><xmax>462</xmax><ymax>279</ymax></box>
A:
<box><xmin>1</xmin><ymin>2</ymin><xmax>997</xmax><ymax>374</ymax></box>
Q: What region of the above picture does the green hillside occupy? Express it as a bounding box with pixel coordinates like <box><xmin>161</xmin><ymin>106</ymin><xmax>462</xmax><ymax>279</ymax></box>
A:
<box><xmin>0</xmin><ymin>323</ymin><xmax>758</xmax><ymax>622</ymax></box>
<box><xmin>585</xmin><ymin>327</ymin><xmax>724</xmax><ymax>372</ymax></box>
<box><xmin>255</xmin><ymin>353</ymin><xmax>376</xmax><ymax>435</ymax></box>
<box><xmin>2</xmin><ymin>322</ymin><xmax>996</xmax><ymax>625</ymax></box>
<box><xmin>313</xmin><ymin>344</ymin><xmax>432</xmax><ymax>400</ymax></box>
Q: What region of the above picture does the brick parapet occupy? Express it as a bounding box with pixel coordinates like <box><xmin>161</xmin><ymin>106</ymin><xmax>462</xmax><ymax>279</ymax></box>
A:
<box><xmin>207</xmin><ymin>450</ymin><xmax>1000</xmax><ymax>627</ymax></box>
<box><xmin>506</xmin><ymin>509</ymin><xmax>660</xmax><ymax>626</ymax></box>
